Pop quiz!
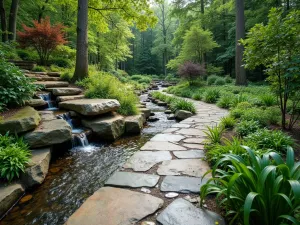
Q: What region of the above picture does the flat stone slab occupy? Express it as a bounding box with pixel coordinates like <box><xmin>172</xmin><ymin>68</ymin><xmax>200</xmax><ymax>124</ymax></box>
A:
<box><xmin>176</xmin><ymin>128</ymin><xmax>206</xmax><ymax>136</ymax></box>
<box><xmin>0</xmin><ymin>183</ymin><xmax>24</xmax><ymax>217</ymax></box>
<box><xmin>183</xmin><ymin>138</ymin><xmax>206</xmax><ymax>144</ymax></box>
<box><xmin>160</xmin><ymin>176</ymin><xmax>206</xmax><ymax>193</ymax></box>
<box><xmin>173</xmin><ymin>150</ymin><xmax>205</xmax><ymax>159</ymax></box>
<box><xmin>59</xmin><ymin>99</ymin><xmax>120</xmax><ymax>116</ymax></box>
<box><xmin>56</xmin><ymin>95</ymin><xmax>85</xmax><ymax>102</ymax></box>
<box><xmin>151</xmin><ymin>134</ymin><xmax>185</xmax><ymax>142</ymax></box>
<box><xmin>123</xmin><ymin>151</ymin><xmax>172</xmax><ymax>171</ymax></box>
<box><xmin>162</xmin><ymin>128</ymin><xmax>179</xmax><ymax>133</ymax></box>
<box><xmin>141</xmin><ymin>141</ymin><xmax>186</xmax><ymax>151</ymax></box>
<box><xmin>0</xmin><ymin>106</ymin><xmax>41</xmax><ymax>134</ymax></box>
<box><xmin>51</xmin><ymin>87</ymin><xmax>82</xmax><ymax>96</ymax></box>
<box><xmin>65</xmin><ymin>187</ymin><xmax>163</xmax><ymax>225</ymax></box>
<box><xmin>157</xmin><ymin>198</ymin><xmax>225</xmax><ymax>225</ymax></box>
<box><xmin>24</xmin><ymin>119</ymin><xmax>72</xmax><ymax>148</ymax></box>
<box><xmin>171</xmin><ymin>124</ymin><xmax>191</xmax><ymax>128</ymax></box>
<box><xmin>157</xmin><ymin>159</ymin><xmax>211</xmax><ymax>177</ymax></box>
<box><xmin>25</xmin><ymin>99</ymin><xmax>47</xmax><ymax>107</ymax></box>
<box><xmin>183</xmin><ymin>144</ymin><xmax>204</xmax><ymax>150</ymax></box>
<box><xmin>105</xmin><ymin>172</ymin><xmax>159</xmax><ymax>188</ymax></box>
<box><xmin>34</xmin><ymin>81</ymin><xmax>69</xmax><ymax>88</ymax></box>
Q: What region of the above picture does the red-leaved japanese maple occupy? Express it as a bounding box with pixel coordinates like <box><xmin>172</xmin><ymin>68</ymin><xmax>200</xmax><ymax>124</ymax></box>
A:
<box><xmin>178</xmin><ymin>61</ymin><xmax>206</xmax><ymax>81</ymax></box>
<box><xmin>18</xmin><ymin>17</ymin><xmax>67</xmax><ymax>65</ymax></box>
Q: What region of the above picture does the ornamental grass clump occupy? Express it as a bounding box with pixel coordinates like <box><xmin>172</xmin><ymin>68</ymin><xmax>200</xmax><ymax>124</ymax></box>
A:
<box><xmin>201</xmin><ymin>146</ymin><xmax>300</xmax><ymax>225</ymax></box>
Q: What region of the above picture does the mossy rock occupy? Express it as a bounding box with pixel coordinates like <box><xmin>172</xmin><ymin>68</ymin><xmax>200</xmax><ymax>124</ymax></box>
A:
<box><xmin>0</xmin><ymin>106</ymin><xmax>41</xmax><ymax>134</ymax></box>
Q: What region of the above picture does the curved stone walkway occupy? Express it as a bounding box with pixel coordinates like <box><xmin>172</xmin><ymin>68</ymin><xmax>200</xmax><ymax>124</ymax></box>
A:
<box><xmin>65</xmin><ymin>97</ymin><xmax>228</xmax><ymax>225</ymax></box>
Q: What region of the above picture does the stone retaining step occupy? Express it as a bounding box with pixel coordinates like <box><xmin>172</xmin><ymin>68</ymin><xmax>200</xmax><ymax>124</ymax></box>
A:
<box><xmin>34</xmin><ymin>81</ymin><xmax>69</xmax><ymax>88</ymax></box>
<box><xmin>56</xmin><ymin>95</ymin><xmax>85</xmax><ymax>102</ymax></box>
<box><xmin>105</xmin><ymin>172</ymin><xmax>159</xmax><ymax>188</ymax></box>
<box><xmin>49</xmin><ymin>87</ymin><xmax>82</xmax><ymax>96</ymax></box>
<box><xmin>65</xmin><ymin>187</ymin><xmax>164</xmax><ymax>225</ymax></box>
<box><xmin>26</xmin><ymin>75</ymin><xmax>62</xmax><ymax>81</ymax></box>
<box><xmin>157</xmin><ymin>198</ymin><xmax>225</xmax><ymax>225</ymax></box>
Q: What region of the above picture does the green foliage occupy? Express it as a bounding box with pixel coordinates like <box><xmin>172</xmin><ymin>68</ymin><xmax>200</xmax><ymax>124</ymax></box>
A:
<box><xmin>78</xmin><ymin>72</ymin><xmax>139</xmax><ymax>116</ymax></box>
<box><xmin>50</xmin><ymin>58</ymin><xmax>72</xmax><ymax>68</ymax></box>
<box><xmin>203</xmin><ymin>89</ymin><xmax>220</xmax><ymax>103</ymax></box>
<box><xmin>204</xmin><ymin>125</ymin><xmax>225</xmax><ymax>145</ymax></box>
<box><xmin>236</xmin><ymin>120</ymin><xmax>261</xmax><ymax>137</ymax></box>
<box><xmin>201</xmin><ymin>147</ymin><xmax>300</xmax><ymax>225</ymax></box>
<box><xmin>170</xmin><ymin>99</ymin><xmax>196</xmax><ymax>114</ymax></box>
<box><xmin>191</xmin><ymin>91</ymin><xmax>202</xmax><ymax>100</ymax></box>
<box><xmin>220</xmin><ymin>116</ymin><xmax>236</xmax><ymax>129</ymax></box>
<box><xmin>32</xmin><ymin>65</ymin><xmax>47</xmax><ymax>72</ymax></box>
<box><xmin>207</xmin><ymin>75</ymin><xmax>219</xmax><ymax>85</ymax></box>
<box><xmin>0</xmin><ymin>56</ymin><xmax>37</xmax><ymax>108</ymax></box>
<box><xmin>224</xmin><ymin>75</ymin><xmax>233</xmax><ymax>83</ymax></box>
<box><xmin>0</xmin><ymin>42</ymin><xmax>19</xmax><ymax>60</ymax></box>
<box><xmin>214</xmin><ymin>77</ymin><xmax>226</xmax><ymax>85</ymax></box>
<box><xmin>245</xmin><ymin>129</ymin><xmax>294</xmax><ymax>153</ymax></box>
<box><xmin>61</xmin><ymin>70</ymin><xmax>73</xmax><ymax>82</ymax></box>
<box><xmin>259</xmin><ymin>94</ymin><xmax>277</xmax><ymax>107</ymax></box>
<box><xmin>0</xmin><ymin>134</ymin><xmax>31</xmax><ymax>182</ymax></box>
<box><xmin>217</xmin><ymin>94</ymin><xmax>233</xmax><ymax>109</ymax></box>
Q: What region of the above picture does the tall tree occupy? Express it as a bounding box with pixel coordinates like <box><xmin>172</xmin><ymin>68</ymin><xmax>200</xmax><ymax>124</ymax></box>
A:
<box><xmin>8</xmin><ymin>0</ymin><xmax>20</xmax><ymax>41</ymax></box>
<box><xmin>73</xmin><ymin>0</ymin><xmax>88</xmax><ymax>81</ymax></box>
<box><xmin>0</xmin><ymin>0</ymin><xmax>7</xmax><ymax>42</ymax></box>
<box><xmin>235</xmin><ymin>0</ymin><xmax>247</xmax><ymax>85</ymax></box>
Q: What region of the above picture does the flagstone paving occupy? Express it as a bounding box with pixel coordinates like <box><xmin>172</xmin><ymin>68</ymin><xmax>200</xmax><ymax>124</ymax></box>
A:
<box><xmin>66</xmin><ymin>93</ymin><xmax>228</xmax><ymax>225</ymax></box>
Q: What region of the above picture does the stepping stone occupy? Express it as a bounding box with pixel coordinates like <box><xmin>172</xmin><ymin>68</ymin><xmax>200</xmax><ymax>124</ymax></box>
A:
<box><xmin>176</xmin><ymin>128</ymin><xmax>206</xmax><ymax>136</ymax></box>
<box><xmin>56</xmin><ymin>95</ymin><xmax>85</xmax><ymax>102</ymax></box>
<box><xmin>34</xmin><ymin>81</ymin><xmax>69</xmax><ymax>88</ymax></box>
<box><xmin>25</xmin><ymin>99</ymin><xmax>47</xmax><ymax>107</ymax></box>
<box><xmin>105</xmin><ymin>172</ymin><xmax>159</xmax><ymax>188</ymax></box>
<box><xmin>151</xmin><ymin>134</ymin><xmax>185</xmax><ymax>142</ymax></box>
<box><xmin>0</xmin><ymin>183</ymin><xmax>24</xmax><ymax>217</ymax></box>
<box><xmin>0</xmin><ymin>106</ymin><xmax>41</xmax><ymax>134</ymax></box>
<box><xmin>183</xmin><ymin>144</ymin><xmax>204</xmax><ymax>150</ymax></box>
<box><xmin>160</xmin><ymin>176</ymin><xmax>206</xmax><ymax>193</ymax></box>
<box><xmin>173</xmin><ymin>150</ymin><xmax>205</xmax><ymax>159</ymax></box>
<box><xmin>59</xmin><ymin>99</ymin><xmax>120</xmax><ymax>116</ymax></box>
<box><xmin>172</xmin><ymin>123</ymin><xmax>191</xmax><ymax>128</ymax></box>
<box><xmin>47</xmin><ymin>72</ymin><xmax>61</xmax><ymax>77</ymax></box>
<box><xmin>65</xmin><ymin>187</ymin><xmax>163</xmax><ymax>225</ymax></box>
<box><xmin>183</xmin><ymin>138</ymin><xmax>205</xmax><ymax>144</ymax></box>
<box><xmin>157</xmin><ymin>159</ymin><xmax>211</xmax><ymax>177</ymax></box>
<box><xmin>162</xmin><ymin>128</ymin><xmax>179</xmax><ymax>133</ymax></box>
<box><xmin>51</xmin><ymin>87</ymin><xmax>82</xmax><ymax>96</ymax></box>
<box><xmin>156</xmin><ymin>198</ymin><xmax>225</xmax><ymax>225</ymax></box>
<box><xmin>123</xmin><ymin>151</ymin><xmax>172</xmax><ymax>171</ymax></box>
<box><xmin>141</xmin><ymin>141</ymin><xmax>186</xmax><ymax>151</ymax></box>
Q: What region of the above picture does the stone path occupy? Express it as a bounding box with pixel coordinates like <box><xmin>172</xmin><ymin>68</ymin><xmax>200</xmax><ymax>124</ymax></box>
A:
<box><xmin>65</xmin><ymin>94</ymin><xmax>228</xmax><ymax>225</ymax></box>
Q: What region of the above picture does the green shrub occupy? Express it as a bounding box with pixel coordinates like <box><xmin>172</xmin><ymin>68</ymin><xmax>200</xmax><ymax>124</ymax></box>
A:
<box><xmin>214</xmin><ymin>77</ymin><xmax>226</xmax><ymax>85</ymax></box>
<box><xmin>259</xmin><ymin>94</ymin><xmax>277</xmax><ymax>106</ymax></box>
<box><xmin>50</xmin><ymin>65</ymin><xmax>61</xmax><ymax>72</ymax></box>
<box><xmin>224</xmin><ymin>75</ymin><xmax>233</xmax><ymax>83</ymax></box>
<box><xmin>235</xmin><ymin>120</ymin><xmax>261</xmax><ymax>137</ymax></box>
<box><xmin>179</xmin><ymin>89</ymin><xmax>193</xmax><ymax>98</ymax></box>
<box><xmin>203</xmin><ymin>89</ymin><xmax>220</xmax><ymax>103</ymax></box>
<box><xmin>61</xmin><ymin>70</ymin><xmax>73</xmax><ymax>82</ymax></box>
<box><xmin>241</xmin><ymin>108</ymin><xmax>269</xmax><ymax>126</ymax></box>
<box><xmin>207</xmin><ymin>75</ymin><xmax>219</xmax><ymax>85</ymax></box>
<box><xmin>17</xmin><ymin>49</ymin><xmax>30</xmax><ymax>60</ymax></box>
<box><xmin>51</xmin><ymin>45</ymin><xmax>76</xmax><ymax>61</ymax></box>
<box><xmin>201</xmin><ymin>146</ymin><xmax>300</xmax><ymax>225</ymax></box>
<box><xmin>217</xmin><ymin>95</ymin><xmax>233</xmax><ymax>108</ymax></box>
<box><xmin>0</xmin><ymin>134</ymin><xmax>31</xmax><ymax>182</ymax></box>
<box><xmin>220</xmin><ymin>116</ymin><xmax>236</xmax><ymax>129</ymax></box>
<box><xmin>50</xmin><ymin>58</ymin><xmax>72</xmax><ymax>68</ymax></box>
<box><xmin>204</xmin><ymin>125</ymin><xmax>225</xmax><ymax>145</ymax></box>
<box><xmin>245</xmin><ymin>129</ymin><xmax>294</xmax><ymax>153</ymax></box>
<box><xmin>235</xmin><ymin>101</ymin><xmax>253</xmax><ymax>110</ymax></box>
<box><xmin>192</xmin><ymin>91</ymin><xmax>202</xmax><ymax>100</ymax></box>
<box><xmin>0</xmin><ymin>56</ymin><xmax>38</xmax><ymax>108</ymax></box>
<box><xmin>170</xmin><ymin>99</ymin><xmax>196</xmax><ymax>114</ymax></box>
<box><xmin>265</xmin><ymin>106</ymin><xmax>281</xmax><ymax>125</ymax></box>
<box><xmin>32</xmin><ymin>65</ymin><xmax>47</xmax><ymax>72</ymax></box>
<box><xmin>0</xmin><ymin>42</ymin><xmax>19</xmax><ymax>60</ymax></box>
<box><xmin>230</xmin><ymin>108</ymin><xmax>245</xmax><ymax>119</ymax></box>
<box><xmin>78</xmin><ymin>72</ymin><xmax>139</xmax><ymax>116</ymax></box>
<box><xmin>231</xmin><ymin>94</ymin><xmax>250</xmax><ymax>107</ymax></box>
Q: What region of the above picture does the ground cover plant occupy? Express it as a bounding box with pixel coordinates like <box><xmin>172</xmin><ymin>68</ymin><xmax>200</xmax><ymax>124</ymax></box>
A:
<box><xmin>0</xmin><ymin>133</ymin><xmax>31</xmax><ymax>182</ymax></box>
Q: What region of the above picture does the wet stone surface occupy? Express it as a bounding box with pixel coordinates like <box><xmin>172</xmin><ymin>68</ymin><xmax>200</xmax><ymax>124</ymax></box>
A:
<box><xmin>160</xmin><ymin>176</ymin><xmax>206</xmax><ymax>193</ymax></box>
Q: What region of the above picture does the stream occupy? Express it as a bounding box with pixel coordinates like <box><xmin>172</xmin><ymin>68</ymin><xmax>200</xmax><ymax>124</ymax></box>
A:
<box><xmin>0</xmin><ymin>89</ymin><xmax>176</xmax><ymax>225</ymax></box>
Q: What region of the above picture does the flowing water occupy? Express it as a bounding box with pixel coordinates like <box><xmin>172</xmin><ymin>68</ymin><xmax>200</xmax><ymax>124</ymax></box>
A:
<box><xmin>1</xmin><ymin>90</ymin><xmax>176</xmax><ymax>225</ymax></box>
<box><xmin>38</xmin><ymin>93</ymin><xmax>59</xmax><ymax>111</ymax></box>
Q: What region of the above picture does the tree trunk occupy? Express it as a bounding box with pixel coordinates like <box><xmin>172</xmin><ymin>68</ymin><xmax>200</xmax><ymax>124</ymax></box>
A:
<box><xmin>162</xmin><ymin>2</ymin><xmax>167</xmax><ymax>76</ymax></box>
<box><xmin>0</xmin><ymin>0</ymin><xmax>7</xmax><ymax>42</ymax></box>
<box><xmin>38</xmin><ymin>0</ymin><xmax>49</xmax><ymax>23</ymax></box>
<box><xmin>286</xmin><ymin>0</ymin><xmax>290</xmax><ymax>10</ymax></box>
<box><xmin>235</xmin><ymin>0</ymin><xmax>247</xmax><ymax>86</ymax></box>
<box><xmin>73</xmin><ymin>0</ymin><xmax>89</xmax><ymax>81</ymax></box>
<box><xmin>8</xmin><ymin>0</ymin><xmax>19</xmax><ymax>41</ymax></box>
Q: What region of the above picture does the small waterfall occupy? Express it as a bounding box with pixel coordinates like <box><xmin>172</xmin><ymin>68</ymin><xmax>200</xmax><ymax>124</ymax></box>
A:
<box><xmin>39</xmin><ymin>93</ymin><xmax>57</xmax><ymax>110</ymax></box>
<box><xmin>57</xmin><ymin>113</ymin><xmax>74</xmax><ymax>129</ymax></box>
<box><xmin>72</xmin><ymin>133</ymin><xmax>89</xmax><ymax>147</ymax></box>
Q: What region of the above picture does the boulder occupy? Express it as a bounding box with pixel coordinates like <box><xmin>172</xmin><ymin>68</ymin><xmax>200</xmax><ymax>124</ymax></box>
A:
<box><xmin>38</xmin><ymin>111</ymin><xmax>56</xmax><ymax>121</ymax></box>
<box><xmin>125</xmin><ymin>114</ymin><xmax>144</xmax><ymax>134</ymax></box>
<box><xmin>167</xmin><ymin>114</ymin><xmax>175</xmax><ymax>120</ymax></box>
<box><xmin>24</xmin><ymin>119</ymin><xmax>72</xmax><ymax>148</ymax></box>
<box><xmin>157</xmin><ymin>101</ymin><xmax>167</xmax><ymax>106</ymax></box>
<box><xmin>82</xmin><ymin>113</ymin><xmax>125</xmax><ymax>141</ymax></box>
<box><xmin>51</xmin><ymin>88</ymin><xmax>82</xmax><ymax>96</ymax></box>
<box><xmin>59</xmin><ymin>99</ymin><xmax>120</xmax><ymax>116</ymax></box>
<box><xmin>21</xmin><ymin>148</ymin><xmax>51</xmax><ymax>188</ymax></box>
<box><xmin>148</xmin><ymin>116</ymin><xmax>159</xmax><ymax>122</ymax></box>
<box><xmin>56</xmin><ymin>95</ymin><xmax>85</xmax><ymax>102</ymax></box>
<box><xmin>175</xmin><ymin>110</ymin><xmax>193</xmax><ymax>120</ymax></box>
<box><xmin>165</xmin><ymin>110</ymin><xmax>172</xmax><ymax>114</ymax></box>
<box><xmin>25</xmin><ymin>99</ymin><xmax>47</xmax><ymax>108</ymax></box>
<box><xmin>140</xmin><ymin>108</ymin><xmax>151</xmax><ymax>119</ymax></box>
<box><xmin>0</xmin><ymin>106</ymin><xmax>41</xmax><ymax>134</ymax></box>
<box><xmin>0</xmin><ymin>183</ymin><xmax>24</xmax><ymax>217</ymax></box>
